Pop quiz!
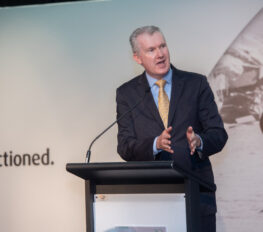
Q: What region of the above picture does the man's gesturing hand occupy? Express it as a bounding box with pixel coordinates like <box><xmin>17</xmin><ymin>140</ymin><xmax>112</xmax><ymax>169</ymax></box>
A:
<box><xmin>156</xmin><ymin>126</ymin><xmax>174</xmax><ymax>154</ymax></box>
<box><xmin>186</xmin><ymin>126</ymin><xmax>201</xmax><ymax>155</ymax></box>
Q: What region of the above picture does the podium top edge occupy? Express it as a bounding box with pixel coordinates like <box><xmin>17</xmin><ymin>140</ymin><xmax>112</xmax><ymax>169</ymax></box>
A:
<box><xmin>66</xmin><ymin>161</ymin><xmax>216</xmax><ymax>192</ymax></box>
<box><xmin>66</xmin><ymin>161</ymin><xmax>174</xmax><ymax>171</ymax></box>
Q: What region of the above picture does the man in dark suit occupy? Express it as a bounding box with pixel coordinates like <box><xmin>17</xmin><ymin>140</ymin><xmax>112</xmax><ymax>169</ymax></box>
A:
<box><xmin>116</xmin><ymin>25</ymin><xmax>228</xmax><ymax>232</ymax></box>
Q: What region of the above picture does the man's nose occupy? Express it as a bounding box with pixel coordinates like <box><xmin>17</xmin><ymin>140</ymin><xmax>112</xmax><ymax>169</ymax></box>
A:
<box><xmin>156</xmin><ymin>48</ymin><xmax>164</xmax><ymax>57</ymax></box>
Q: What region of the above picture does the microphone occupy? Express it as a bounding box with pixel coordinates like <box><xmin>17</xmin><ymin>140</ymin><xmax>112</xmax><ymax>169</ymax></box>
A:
<box><xmin>85</xmin><ymin>87</ymin><xmax>151</xmax><ymax>163</ymax></box>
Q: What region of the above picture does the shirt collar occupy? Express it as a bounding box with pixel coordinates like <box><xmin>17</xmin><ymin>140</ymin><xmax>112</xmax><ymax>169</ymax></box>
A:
<box><xmin>146</xmin><ymin>68</ymin><xmax>172</xmax><ymax>88</ymax></box>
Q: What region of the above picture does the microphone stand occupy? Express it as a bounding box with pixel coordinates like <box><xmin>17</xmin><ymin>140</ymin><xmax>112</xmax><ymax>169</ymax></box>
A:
<box><xmin>85</xmin><ymin>88</ymin><xmax>150</xmax><ymax>163</ymax></box>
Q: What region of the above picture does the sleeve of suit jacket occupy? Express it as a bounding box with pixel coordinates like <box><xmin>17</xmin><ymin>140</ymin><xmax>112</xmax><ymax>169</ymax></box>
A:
<box><xmin>196</xmin><ymin>75</ymin><xmax>228</xmax><ymax>159</ymax></box>
<box><xmin>116</xmin><ymin>82</ymin><xmax>156</xmax><ymax>161</ymax></box>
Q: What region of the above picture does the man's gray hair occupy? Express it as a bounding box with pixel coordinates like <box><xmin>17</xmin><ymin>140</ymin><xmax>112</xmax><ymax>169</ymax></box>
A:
<box><xmin>129</xmin><ymin>25</ymin><xmax>163</xmax><ymax>54</ymax></box>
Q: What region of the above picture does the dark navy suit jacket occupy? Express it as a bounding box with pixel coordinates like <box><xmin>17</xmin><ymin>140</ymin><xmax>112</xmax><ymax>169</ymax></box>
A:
<box><xmin>116</xmin><ymin>65</ymin><xmax>228</xmax><ymax>215</ymax></box>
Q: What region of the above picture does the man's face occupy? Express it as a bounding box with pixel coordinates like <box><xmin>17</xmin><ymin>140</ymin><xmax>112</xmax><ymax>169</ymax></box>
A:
<box><xmin>133</xmin><ymin>31</ymin><xmax>170</xmax><ymax>79</ymax></box>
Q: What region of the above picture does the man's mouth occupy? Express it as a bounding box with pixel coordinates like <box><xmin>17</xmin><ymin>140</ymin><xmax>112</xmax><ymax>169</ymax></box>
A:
<box><xmin>156</xmin><ymin>60</ymin><xmax>166</xmax><ymax>65</ymax></box>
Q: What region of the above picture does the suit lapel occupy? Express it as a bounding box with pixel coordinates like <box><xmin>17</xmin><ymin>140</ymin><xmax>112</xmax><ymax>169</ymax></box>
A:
<box><xmin>137</xmin><ymin>73</ymin><xmax>164</xmax><ymax>130</ymax></box>
<box><xmin>168</xmin><ymin>67</ymin><xmax>184</xmax><ymax>127</ymax></box>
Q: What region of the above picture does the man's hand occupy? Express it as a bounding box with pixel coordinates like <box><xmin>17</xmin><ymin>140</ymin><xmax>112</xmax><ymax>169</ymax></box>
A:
<box><xmin>186</xmin><ymin>126</ymin><xmax>201</xmax><ymax>155</ymax></box>
<box><xmin>156</xmin><ymin>126</ymin><xmax>174</xmax><ymax>153</ymax></box>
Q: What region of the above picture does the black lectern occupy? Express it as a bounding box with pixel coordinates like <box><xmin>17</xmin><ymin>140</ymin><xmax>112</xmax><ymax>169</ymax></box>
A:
<box><xmin>66</xmin><ymin>161</ymin><xmax>215</xmax><ymax>232</ymax></box>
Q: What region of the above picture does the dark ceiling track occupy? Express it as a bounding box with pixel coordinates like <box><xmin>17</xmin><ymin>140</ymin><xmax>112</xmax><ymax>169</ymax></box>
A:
<box><xmin>0</xmin><ymin>0</ymin><xmax>87</xmax><ymax>7</ymax></box>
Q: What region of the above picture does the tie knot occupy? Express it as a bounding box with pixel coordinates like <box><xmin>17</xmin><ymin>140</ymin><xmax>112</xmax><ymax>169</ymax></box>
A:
<box><xmin>155</xmin><ymin>79</ymin><xmax>166</xmax><ymax>88</ymax></box>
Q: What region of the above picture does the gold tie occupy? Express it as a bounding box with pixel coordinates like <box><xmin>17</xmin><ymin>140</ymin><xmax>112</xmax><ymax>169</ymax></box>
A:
<box><xmin>155</xmin><ymin>79</ymin><xmax>169</xmax><ymax>128</ymax></box>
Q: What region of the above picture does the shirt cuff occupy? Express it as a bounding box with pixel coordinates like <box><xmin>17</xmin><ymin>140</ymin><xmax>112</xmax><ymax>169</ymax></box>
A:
<box><xmin>195</xmin><ymin>133</ymin><xmax>203</xmax><ymax>151</ymax></box>
<box><xmin>153</xmin><ymin>136</ymin><xmax>162</xmax><ymax>156</ymax></box>
<box><xmin>195</xmin><ymin>134</ymin><xmax>205</xmax><ymax>159</ymax></box>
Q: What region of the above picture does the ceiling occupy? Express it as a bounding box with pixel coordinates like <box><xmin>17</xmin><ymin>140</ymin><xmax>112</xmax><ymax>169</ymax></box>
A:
<box><xmin>0</xmin><ymin>0</ymin><xmax>88</xmax><ymax>7</ymax></box>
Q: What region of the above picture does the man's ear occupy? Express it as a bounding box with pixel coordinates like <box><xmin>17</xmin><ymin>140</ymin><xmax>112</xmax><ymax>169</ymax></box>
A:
<box><xmin>133</xmin><ymin>53</ymin><xmax>142</xmax><ymax>65</ymax></box>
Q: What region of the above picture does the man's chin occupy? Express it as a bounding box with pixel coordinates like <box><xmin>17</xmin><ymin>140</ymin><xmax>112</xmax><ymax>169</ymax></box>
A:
<box><xmin>157</xmin><ymin>67</ymin><xmax>170</xmax><ymax>76</ymax></box>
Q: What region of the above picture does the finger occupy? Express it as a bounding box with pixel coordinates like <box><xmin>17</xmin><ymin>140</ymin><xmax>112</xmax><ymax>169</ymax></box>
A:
<box><xmin>159</xmin><ymin>142</ymin><xmax>172</xmax><ymax>152</ymax></box>
<box><xmin>187</xmin><ymin>126</ymin><xmax>193</xmax><ymax>134</ymax></box>
<box><xmin>157</xmin><ymin>135</ymin><xmax>171</xmax><ymax>150</ymax></box>
<box><xmin>163</xmin><ymin>132</ymin><xmax>171</xmax><ymax>139</ymax></box>
<box><xmin>160</xmin><ymin>141</ymin><xmax>173</xmax><ymax>153</ymax></box>
<box><xmin>163</xmin><ymin>127</ymin><xmax>172</xmax><ymax>137</ymax></box>
<box><xmin>190</xmin><ymin>142</ymin><xmax>196</xmax><ymax>152</ymax></box>
<box><xmin>188</xmin><ymin>138</ymin><xmax>196</xmax><ymax>154</ymax></box>
<box><xmin>162</xmin><ymin>144</ymin><xmax>172</xmax><ymax>150</ymax></box>
<box><xmin>160</xmin><ymin>139</ymin><xmax>172</xmax><ymax>148</ymax></box>
<box><xmin>162</xmin><ymin>139</ymin><xmax>171</xmax><ymax>145</ymax></box>
<box><xmin>191</xmin><ymin>140</ymin><xmax>196</xmax><ymax>148</ymax></box>
<box><xmin>161</xmin><ymin>138</ymin><xmax>171</xmax><ymax>146</ymax></box>
<box><xmin>190</xmin><ymin>145</ymin><xmax>196</xmax><ymax>155</ymax></box>
<box><xmin>164</xmin><ymin>147</ymin><xmax>174</xmax><ymax>154</ymax></box>
<box><xmin>187</xmin><ymin>136</ymin><xmax>194</xmax><ymax>146</ymax></box>
<box><xmin>186</xmin><ymin>126</ymin><xmax>193</xmax><ymax>139</ymax></box>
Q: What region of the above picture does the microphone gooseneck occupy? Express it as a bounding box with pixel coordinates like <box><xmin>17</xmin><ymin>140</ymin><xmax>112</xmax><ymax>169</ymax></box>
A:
<box><xmin>85</xmin><ymin>87</ymin><xmax>150</xmax><ymax>163</ymax></box>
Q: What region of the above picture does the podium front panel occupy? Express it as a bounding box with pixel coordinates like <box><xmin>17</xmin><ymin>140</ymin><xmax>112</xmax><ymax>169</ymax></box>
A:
<box><xmin>94</xmin><ymin>193</ymin><xmax>186</xmax><ymax>232</ymax></box>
